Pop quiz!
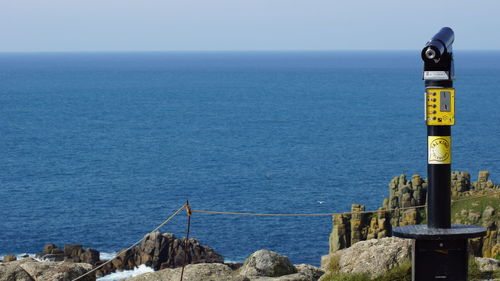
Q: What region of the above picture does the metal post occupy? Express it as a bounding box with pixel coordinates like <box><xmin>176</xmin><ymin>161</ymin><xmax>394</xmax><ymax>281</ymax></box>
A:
<box><xmin>393</xmin><ymin>27</ymin><xmax>486</xmax><ymax>281</ymax></box>
<box><xmin>427</xmin><ymin>125</ymin><xmax>451</xmax><ymax>228</ymax></box>
<box><xmin>424</xmin><ymin>27</ymin><xmax>454</xmax><ymax>228</ymax></box>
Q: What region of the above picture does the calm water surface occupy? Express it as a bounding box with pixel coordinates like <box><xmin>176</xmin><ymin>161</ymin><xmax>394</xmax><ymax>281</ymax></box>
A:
<box><xmin>1</xmin><ymin>51</ymin><xmax>499</xmax><ymax>265</ymax></box>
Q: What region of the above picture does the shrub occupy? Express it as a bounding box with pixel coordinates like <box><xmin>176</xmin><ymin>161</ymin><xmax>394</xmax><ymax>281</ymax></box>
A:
<box><xmin>373</xmin><ymin>261</ymin><xmax>411</xmax><ymax>281</ymax></box>
<box><xmin>321</xmin><ymin>272</ymin><xmax>371</xmax><ymax>281</ymax></box>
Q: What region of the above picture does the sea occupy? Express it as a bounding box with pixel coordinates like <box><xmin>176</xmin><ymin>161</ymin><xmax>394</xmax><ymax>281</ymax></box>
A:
<box><xmin>1</xmin><ymin>51</ymin><xmax>499</xmax><ymax>278</ymax></box>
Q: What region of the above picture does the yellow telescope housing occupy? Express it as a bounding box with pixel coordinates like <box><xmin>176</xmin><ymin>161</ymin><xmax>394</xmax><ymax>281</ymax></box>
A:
<box><xmin>425</xmin><ymin>88</ymin><xmax>455</xmax><ymax>126</ymax></box>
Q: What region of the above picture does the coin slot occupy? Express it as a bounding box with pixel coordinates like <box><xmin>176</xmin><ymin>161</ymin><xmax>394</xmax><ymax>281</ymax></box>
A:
<box><xmin>440</xmin><ymin>91</ymin><xmax>451</xmax><ymax>112</ymax></box>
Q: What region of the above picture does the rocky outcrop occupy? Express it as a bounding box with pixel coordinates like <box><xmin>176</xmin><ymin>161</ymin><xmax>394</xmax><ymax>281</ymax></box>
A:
<box><xmin>293</xmin><ymin>264</ymin><xmax>325</xmax><ymax>281</ymax></box>
<box><xmin>0</xmin><ymin>258</ymin><xmax>95</xmax><ymax>281</ymax></box>
<box><xmin>2</xmin><ymin>254</ymin><xmax>17</xmax><ymax>263</ymax></box>
<box><xmin>329</xmin><ymin>171</ymin><xmax>500</xmax><ymax>258</ymax></box>
<box><xmin>239</xmin><ymin>250</ymin><xmax>296</xmax><ymax>277</ymax></box>
<box><xmin>128</xmin><ymin>249</ymin><xmax>323</xmax><ymax>281</ymax></box>
<box><xmin>97</xmin><ymin>232</ymin><xmax>223</xmax><ymax>276</ymax></box>
<box><xmin>0</xmin><ymin>258</ymin><xmax>35</xmax><ymax>281</ymax></box>
<box><xmin>474</xmin><ymin>257</ymin><xmax>499</xmax><ymax>272</ymax></box>
<box><xmin>37</xmin><ymin>243</ymin><xmax>99</xmax><ymax>265</ymax></box>
<box><xmin>30</xmin><ymin>233</ymin><xmax>223</xmax><ymax>278</ymax></box>
<box><xmin>20</xmin><ymin>261</ymin><xmax>94</xmax><ymax>281</ymax></box>
<box><xmin>321</xmin><ymin>237</ymin><xmax>412</xmax><ymax>278</ymax></box>
<box><xmin>329</xmin><ymin>204</ymin><xmax>391</xmax><ymax>254</ymax></box>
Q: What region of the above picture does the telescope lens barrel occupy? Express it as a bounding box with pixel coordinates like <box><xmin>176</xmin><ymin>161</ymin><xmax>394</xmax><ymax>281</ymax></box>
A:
<box><xmin>431</xmin><ymin>27</ymin><xmax>454</xmax><ymax>50</ymax></box>
<box><xmin>421</xmin><ymin>27</ymin><xmax>454</xmax><ymax>61</ymax></box>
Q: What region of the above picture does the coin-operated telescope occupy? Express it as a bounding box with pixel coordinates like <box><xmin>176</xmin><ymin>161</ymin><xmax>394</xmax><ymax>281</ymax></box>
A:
<box><xmin>421</xmin><ymin>27</ymin><xmax>454</xmax><ymax>84</ymax></box>
<box><xmin>393</xmin><ymin>27</ymin><xmax>486</xmax><ymax>281</ymax></box>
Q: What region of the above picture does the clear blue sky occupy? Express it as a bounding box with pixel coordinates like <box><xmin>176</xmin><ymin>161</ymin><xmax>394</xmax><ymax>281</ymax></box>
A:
<box><xmin>1</xmin><ymin>0</ymin><xmax>499</xmax><ymax>52</ymax></box>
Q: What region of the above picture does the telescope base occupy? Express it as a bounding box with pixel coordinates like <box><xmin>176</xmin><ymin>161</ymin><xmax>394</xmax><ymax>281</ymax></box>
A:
<box><xmin>393</xmin><ymin>225</ymin><xmax>486</xmax><ymax>281</ymax></box>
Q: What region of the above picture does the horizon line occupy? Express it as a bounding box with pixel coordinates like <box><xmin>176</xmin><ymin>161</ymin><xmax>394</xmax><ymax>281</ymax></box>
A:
<box><xmin>1</xmin><ymin>49</ymin><xmax>499</xmax><ymax>54</ymax></box>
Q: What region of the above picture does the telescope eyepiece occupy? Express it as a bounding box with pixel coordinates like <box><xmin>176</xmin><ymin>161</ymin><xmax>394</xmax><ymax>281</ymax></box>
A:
<box><xmin>425</xmin><ymin>47</ymin><xmax>437</xmax><ymax>60</ymax></box>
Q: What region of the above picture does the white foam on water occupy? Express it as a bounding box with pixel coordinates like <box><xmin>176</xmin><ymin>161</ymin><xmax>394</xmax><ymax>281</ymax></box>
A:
<box><xmin>0</xmin><ymin>253</ymin><xmax>40</xmax><ymax>263</ymax></box>
<box><xmin>99</xmin><ymin>252</ymin><xmax>117</xmax><ymax>261</ymax></box>
<box><xmin>97</xmin><ymin>264</ymin><xmax>154</xmax><ymax>281</ymax></box>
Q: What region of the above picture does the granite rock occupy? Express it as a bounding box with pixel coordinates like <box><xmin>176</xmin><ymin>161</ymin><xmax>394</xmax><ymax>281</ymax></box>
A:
<box><xmin>127</xmin><ymin>263</ymin><xmax>247</xmax><ymax>281</ymax></box>
<box><xmin>239</xmin><ymin>250</ymin><xmax>297</xmax><ymax>277</ymax></box>
<box><xmin>2</xmin><ymin>254</ymin><xmax>17</xmax><ymax>263</ymax></box>
<box><xmin>0</xmin><ymin>258</ymin><xmax>95</xmax><ymax>281</ymax></box>
<box><xmin>474</xmin><ymin>257</ymin><xmax>499</xmax><ymax>272</ymax></box>
<box><xmin>322</xmin><ymin>237</ymin><xmax>412</xmax><ymax>277</ymax></box>
<box><xmin>98</xmin><ymin>232</ymin><xmax>223</xmax><ymax>276</ymax></box>
<box><xmin>329</xmin><ymin>171</ymin><xmax>500</xmax><ymax>258</ymax></box>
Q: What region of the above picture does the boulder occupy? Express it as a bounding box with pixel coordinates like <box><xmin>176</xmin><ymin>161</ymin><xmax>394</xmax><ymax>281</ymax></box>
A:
<box><xmin>37</xmin><ymin>243</ymin><xmax>98</xmax><ymax>263</ymax></box>
<box><xmin>43</xmin><ymin>243</ymin><xmax>63</xmax><ymax>255</ymax></box>
<box><xmin>0</xmin><ymin>258</ymin><xmax>95</xmax><ymax>281</ymax></box>
<box><xmin>294</xmin><ymin>264</ymin><xmax>324</xmax><ymax>280</ymax></box>
<box><xmin>482</xmin><ymin>205</ymin><xmax>495</xmax><ymax>220</ymax></box>
<box><xmin>474</xmin><ymin>257</ymin><xmax>500</xmax><ymax>272</ymax></box>
<box><xmin>2</xmin><ymin>254</ymin><xmax>17</xmax><ymax>263</ymax></box>
<box><xmin>127</xmin><ymin>263</ymin><xmax>247</xmax><ymax>281</ymax></box>
<box><xmin>239</xmin><ymin>250</ymin><xmax>297</xmax><ymax>277</ymax></box>
<box><xmin>64</xmin><ymin>244</ymin><xmax>83</xmax><ymax>261</ymax></box>
<box><xmin>0</xmin><ymin>259</ymin><xmax>34</xmax><ymax>281</ymax></box>
<box><xmin>468</xmin><ymin>212</ymin><xmax>481</xmax><ymax>223</ymax></box>
<box><xmin>246</xmin><ymin>264</ymin><xmax>323</xmax><ymax>281</ymax></box>
<box><xmin>79</xmin><ymin>249</ymin><xmax>100</xmax><ymax>265</ymax></box>
<box><xmin>127</xmin><ymin>262</ymin><xmax>322</xmax><ymax>281</ymax></box>
<box><xmin>321</xmin><ymin>237</ymin><xmax>411</xmax><ymax>277</ymax></box>
<box><xmin>20</xmin><ymin>261</ymin><xmax>95</xmax><ymax>281</ymax></box>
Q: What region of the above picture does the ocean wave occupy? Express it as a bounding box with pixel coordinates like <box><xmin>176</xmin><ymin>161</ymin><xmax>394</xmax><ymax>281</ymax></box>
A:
<box><xmin>97</xmin><ymin>264</ymin><xmax>154</xmax><ymax>281</ymax></box>
<box><xmin>99</xmin><ymin>252</ymin><xmax>117</xmax><ymax>261</ymax></box>
<box><xmin>1</xmin><ymin>251</ymin><xmax>118</xmax><ymax>262</ymax></box>
<box><xmin>0</xmin><ymin>253</ymin><xmax>40</xmax><ymax>263</ymax></box>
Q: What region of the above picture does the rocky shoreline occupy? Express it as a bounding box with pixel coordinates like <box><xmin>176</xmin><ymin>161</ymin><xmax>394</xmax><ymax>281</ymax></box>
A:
<box><xmin>2</xmin><ymin>236</ymin><xmax>498</xmax><ymax>281</ymax></box>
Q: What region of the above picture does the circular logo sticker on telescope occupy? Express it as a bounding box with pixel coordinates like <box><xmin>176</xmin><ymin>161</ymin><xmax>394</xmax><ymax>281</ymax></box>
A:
<box><xmin>428</xmin><ymin>136</ymin><xmax>451</xmax><ymax>164</ymax></box>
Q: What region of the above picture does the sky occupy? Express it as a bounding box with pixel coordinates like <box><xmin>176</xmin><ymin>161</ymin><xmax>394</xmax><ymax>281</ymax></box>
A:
<box><xmin>1</xmin><ymin>0</ymin><xmax>499</xmax><ymax>52</ymax></box>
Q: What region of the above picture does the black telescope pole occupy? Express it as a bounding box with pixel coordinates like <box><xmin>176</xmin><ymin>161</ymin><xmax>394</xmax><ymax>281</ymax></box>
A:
<box><xmin>423</xmin><ymin>27</ymin><xmax>454</xmax><ymax>228</ymax></box>
<box><xmin>427</xmin><ymin>121</ymin><xmax>451</xmax><ymax>228</ymax></box>
<box><xmin>422</xmin><ymin>30</ymin><xmax>455</xmax><ymax>228</ymax></box>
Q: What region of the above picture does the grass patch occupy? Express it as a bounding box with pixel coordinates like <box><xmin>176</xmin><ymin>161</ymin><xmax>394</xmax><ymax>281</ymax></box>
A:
<box><xmin>325</xmin><ymin>254</ymin><xmax>341</xmax><ymax>273</ymax></box>
<box><xmin>451</xmin><ymin>193</ymin><xmax>500</xmax><ymax>224</ymax></box>
<box><xmin>321</xmin><ymin>272</ymin><xmax>371</xmax><ymax>281</ymax></box>
<box><xmin>321</xmin><ymin>260</ymin><xmax>411</xmax><ymax>281</ymax></box>
<box><xmin>372</xmin><ymin>261</ymin><xmax>411</xmax><ymax>281</ymax></box>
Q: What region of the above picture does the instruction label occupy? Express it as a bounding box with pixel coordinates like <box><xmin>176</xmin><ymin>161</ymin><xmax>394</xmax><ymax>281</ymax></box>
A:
<box><xmin>428</xmin><ymin>136</ymin><xmax>451</xmax><ymax>164</ymax></box>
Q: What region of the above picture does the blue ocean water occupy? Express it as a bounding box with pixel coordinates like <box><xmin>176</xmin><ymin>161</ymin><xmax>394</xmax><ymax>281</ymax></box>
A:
<box><xmin>0</xmin><ymin>51</ymin><xmax>499</xmax><ymax>266</ymax></box>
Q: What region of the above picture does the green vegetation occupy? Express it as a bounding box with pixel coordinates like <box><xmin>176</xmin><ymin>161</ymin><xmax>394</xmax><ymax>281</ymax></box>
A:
<box><xmin>321</xmin><ymin>272</ymin><xmax>371</xmax><ymax>281</ymax></box>
<box><xmin>321</xmin><ymin>260</ymin><xmax>411</xmax><ymax>281</ymax></box>
<box><xmin>451</xmin><ymin>194</ymin><xmax>500</xmax><ymax>224</ymax></box>
<box><xmin>371</xmin><ymin>261</ymin><xmax>411</xmax><ymax>281</ymax></box>
<box><xmin>325</xmin><ymin>254</ymin><xmax>341</xmax><ymax>273</ymax></box>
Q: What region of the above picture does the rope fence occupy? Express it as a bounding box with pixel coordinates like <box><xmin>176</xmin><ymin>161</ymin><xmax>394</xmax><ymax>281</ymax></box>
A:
<box><xmin>71</xmin><ymin>203</ymin><xmax>187</xmax><ymax>281</ymax></box>
<box><xmin>70</xmin><ymin>189</ymin><xmax>499</xmax><ymax>281</ymax></box>
<box><xmin>191</xmin><ymin>190</ymin><xmax>500</xmax><ymax>217</ymax></box>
